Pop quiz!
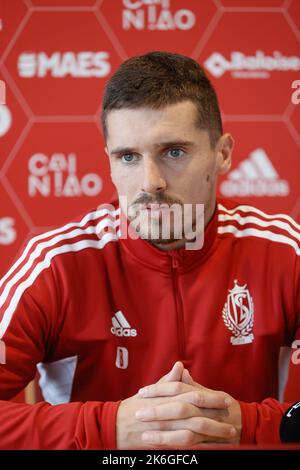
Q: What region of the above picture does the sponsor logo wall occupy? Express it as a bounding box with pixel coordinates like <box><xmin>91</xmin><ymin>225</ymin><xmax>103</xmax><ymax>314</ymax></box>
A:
<box><xmin>0</xmin><ymin>0</ymin><xmax>299</xmax><ymax>400</ymax></box>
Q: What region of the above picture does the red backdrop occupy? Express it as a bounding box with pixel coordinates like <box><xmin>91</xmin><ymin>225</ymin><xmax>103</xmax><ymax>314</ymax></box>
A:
<box><xmin>0</xmin><ymin>0</ymin><xmax>300</xmax><ymax>402</ymax></box>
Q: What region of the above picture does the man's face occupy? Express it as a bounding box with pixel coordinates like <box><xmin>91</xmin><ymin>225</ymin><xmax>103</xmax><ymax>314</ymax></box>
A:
<box><xmin>105</xmin><ymin>100</ymin><xmax>233</xmax><ymax>249</ymax></box>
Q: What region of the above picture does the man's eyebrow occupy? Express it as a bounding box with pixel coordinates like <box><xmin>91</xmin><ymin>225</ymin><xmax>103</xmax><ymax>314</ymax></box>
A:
<box><xmin>154</xmin><ymin>140</ymin><xmax>195</xmax><ymax>148</ymax></box>
<box><xmin>110</xmin><ymin>147</ymin><xmax>135</xmax><ymax>156</ymax></box>
<box><xmin>110</xmin><ymin>141</ymin><xmax>195</xmax><ymax>155</ymax></box>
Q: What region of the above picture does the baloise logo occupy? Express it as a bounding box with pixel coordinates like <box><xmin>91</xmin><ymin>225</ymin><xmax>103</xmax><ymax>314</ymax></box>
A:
<box><xmin>205</xmin><ymin>51</ymin><xmax>300</xmax><ymax>79</ymax></box>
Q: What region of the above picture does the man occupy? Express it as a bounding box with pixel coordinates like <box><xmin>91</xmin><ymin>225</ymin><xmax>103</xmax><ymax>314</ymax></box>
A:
<box><xmin>0</xmin><ymin>51</ymin><xmax>299</xmax><ymax>449</ymax></box>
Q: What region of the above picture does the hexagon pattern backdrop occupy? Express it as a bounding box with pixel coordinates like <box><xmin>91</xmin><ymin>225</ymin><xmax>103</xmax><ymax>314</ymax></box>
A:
<box><xmin>0</xmin><ymin>0</ymin><xmax>300</xmax><ymax>403</ymax></box>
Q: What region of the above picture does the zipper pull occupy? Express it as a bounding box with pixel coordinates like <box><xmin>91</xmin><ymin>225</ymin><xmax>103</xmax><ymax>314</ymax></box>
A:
<box><xmin>171</xmin><ymin>256</ymin><xmax>179</xmax><ymax>269</ymax></box>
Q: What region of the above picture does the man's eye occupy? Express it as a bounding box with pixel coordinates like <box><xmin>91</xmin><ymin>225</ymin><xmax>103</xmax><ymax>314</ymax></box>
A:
<box><xmin>167</xmin><ymin>148</ymin><xmax>185</xmax><ymax>159</ymax></box>
<box><xmin>121</xmin><ymin>154</ymin><xmax>136</xmax><ymax>163</ymax></box>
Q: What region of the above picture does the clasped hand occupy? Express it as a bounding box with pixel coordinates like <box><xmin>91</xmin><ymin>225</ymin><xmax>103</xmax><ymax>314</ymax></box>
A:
<box><xmin>116</xmin><ymin>362</ymin><xmax>242</xmax><ymax>448</ymax></box>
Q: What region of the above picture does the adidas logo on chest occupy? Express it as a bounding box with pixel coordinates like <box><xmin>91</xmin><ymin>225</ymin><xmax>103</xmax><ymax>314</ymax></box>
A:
<box><xmin>111</xmin><ymin>311</ymin><xmax>137</xmax><ymax>337</ymax></box>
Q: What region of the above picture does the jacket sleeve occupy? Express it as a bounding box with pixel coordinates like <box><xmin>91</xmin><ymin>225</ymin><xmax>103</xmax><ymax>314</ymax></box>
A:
<box><xmin>239</xmin><ymin>253</ymin><xmax>300</xmax><ymax>444</ymax></box>
<box><xmin>0</xmin><ymin>242</ymin><xmax>120</xmax><ymax>449</ymax></box>
<box><xmin>239</xmin><ymin>399</ymin><xmax>290</xmax><ymax>443</ymax></box>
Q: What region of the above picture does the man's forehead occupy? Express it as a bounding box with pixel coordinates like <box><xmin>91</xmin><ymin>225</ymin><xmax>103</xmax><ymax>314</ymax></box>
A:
<box><xmin>105</xmin><ymin>102</ymin><xmax>200</xmax><ymax>146</ymax></box>
<box><xmin>106</xmin><ymin>101</ymin><xmax>198</xmax><ymax>122</ymax></box>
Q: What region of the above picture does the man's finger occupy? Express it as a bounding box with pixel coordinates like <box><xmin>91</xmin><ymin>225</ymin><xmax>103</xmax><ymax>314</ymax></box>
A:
<box><xmin>136</xmin><ymin>400</ymin><xmax>199</xmax><ymax>421</ymax></box>
<box><xmin>171</xmin><ymin>391</ymin><xmax>231</xmax><ymax>412</ymax></box>
<box><xmin>135</xmin><ymin>397</ymin><xmax>231</xmax><ymax>423</ymax></box>
<box><xmin>138</xmin><ymin>382</ymin><xmax>232</xmax><ymax>409</ymax></box>
<box><xmin>141</xmin><ymin>417</ymin><xmax>237</xmax><ymax>444</ymax></box>
<box><xmin>159</xmin><ymin>416</ymin><xmax>236</xmax><ymax>439</ymax></box>
<box><xmin>158</xmin><ymin>362</ymin><xmax>184</xmax><ymax>384</ymax></box>
<box><xmin>182</xmin><ymin>369</ymin><xmax>202</xmax><ymax>388</ymax></box>
<box><xmin>139</xmin><ymin>381</ymin><xmax>192</xmax><ymax>397</ymax></box>
<box><xmin>141</xmin><ymin>429</ymin><xmax>199</xmax><ymax>447</ymax></box>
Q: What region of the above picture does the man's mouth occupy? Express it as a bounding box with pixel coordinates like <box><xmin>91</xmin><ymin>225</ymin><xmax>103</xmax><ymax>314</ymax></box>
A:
<box><xmin>128</xmin><ymin>200</ymin><xmax>182</xmax><ymax>221</ymax></box>
<box><xmin>142</xmin><ymin>204</ymin><xmax>172</xmax><ymax>215</ymax></box>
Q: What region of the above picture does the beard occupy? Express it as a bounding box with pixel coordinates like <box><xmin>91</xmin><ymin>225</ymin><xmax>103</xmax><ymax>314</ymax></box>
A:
<box><xmin>126</xmin><ymin>193</ymin><xmax>201</xmax><ymax>245</ymax></box>
<box><xmin>130</xmin><ymin>207</ymin><xmax>183</xmax><ymax>243</ymax></box>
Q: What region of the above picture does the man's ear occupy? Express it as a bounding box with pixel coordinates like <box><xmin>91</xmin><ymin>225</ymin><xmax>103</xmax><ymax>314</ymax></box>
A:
<box><xmin>215</xmin><ymin>133</ymin><xmax>234</xmax><ymax>176</ymax></box>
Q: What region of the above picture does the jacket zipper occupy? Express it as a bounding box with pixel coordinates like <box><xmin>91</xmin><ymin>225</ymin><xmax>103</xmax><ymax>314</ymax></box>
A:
<box><xmin>170</xmin><ymin>255</ymin><xmax>185</xmax><ymax>360</ymax></box>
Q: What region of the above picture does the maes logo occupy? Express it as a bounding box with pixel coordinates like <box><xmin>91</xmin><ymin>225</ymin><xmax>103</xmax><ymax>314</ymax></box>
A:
<box><xmin>205</xmin><ymin>51</ymin><xmax>300</xmax><ymax>78</ymax></box>
<box><xmin>28</xmin><ymin>153</ymin><xmax>102</xmax><ymax>198</ymax></box>
<box><xmin>122</xmin><ymin>0</ymin><xmax>196</xmax><ymax>31</ymax></box>
<box><xmin>18</xmin><ymin>52</ymin><xmax>111</xmax><ymax>78</ymax></box>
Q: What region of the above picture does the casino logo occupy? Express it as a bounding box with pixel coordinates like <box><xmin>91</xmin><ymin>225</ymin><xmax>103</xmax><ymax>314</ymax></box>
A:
<box><xmin>28</xmin><ymin>152</ymin><xmax>103</xmax><ymax>198</ymax></box>
<box><xmin>122</xmin><ymin>0</ymin><xmax>196</xmax><ymax>31</ymax></box>
<box><xmin>100</xmin><ymin>0</ymin><xmax>215</xmax><ymax>58</ymax></box>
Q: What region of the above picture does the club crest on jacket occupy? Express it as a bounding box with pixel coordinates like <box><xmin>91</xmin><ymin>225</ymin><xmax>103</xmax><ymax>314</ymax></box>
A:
<box><xmin>222</xmin><ymin>280</ymin><xmax>254</xmax><ymax>345</ymax></box>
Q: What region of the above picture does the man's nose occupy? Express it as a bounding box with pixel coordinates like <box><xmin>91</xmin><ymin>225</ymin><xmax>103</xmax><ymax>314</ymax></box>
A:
<box><xmin>141</xmin><ymin>159</ymin><xmax>167</xmax><ymax>194</ymax></box>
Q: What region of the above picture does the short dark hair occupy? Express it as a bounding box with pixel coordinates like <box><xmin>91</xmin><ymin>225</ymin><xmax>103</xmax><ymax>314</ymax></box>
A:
<box><xmin>101</xmin><ymin>51</ymin><xmax>223</xmax><ymax>147</ymax></box>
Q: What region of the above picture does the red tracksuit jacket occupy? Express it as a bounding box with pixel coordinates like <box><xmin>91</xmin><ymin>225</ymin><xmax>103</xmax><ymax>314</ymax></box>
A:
<box><xmin>0</xmin><ymin>197</ymin><xmax>299</xmax><ymax>449</ymax></box>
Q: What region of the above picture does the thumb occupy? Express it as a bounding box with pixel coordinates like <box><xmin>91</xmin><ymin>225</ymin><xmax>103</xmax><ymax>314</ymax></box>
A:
<box><xmin>158</xmin><ymin>361</ymin><xmax>184</xmax><ymax>383</ymax></box>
